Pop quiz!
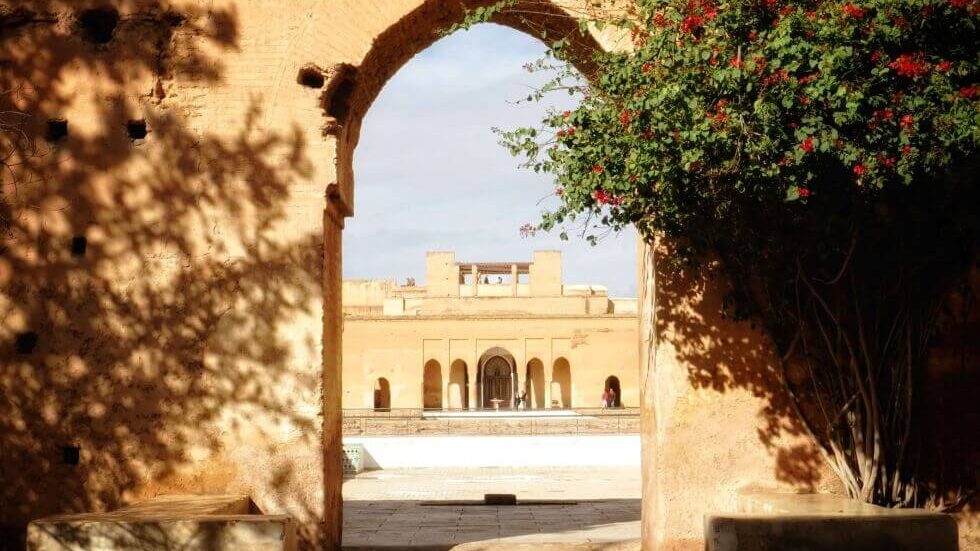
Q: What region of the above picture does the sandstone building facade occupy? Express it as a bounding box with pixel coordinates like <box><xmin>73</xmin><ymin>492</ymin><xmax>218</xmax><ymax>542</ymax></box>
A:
<box><xmin>342</xmin><ymin>251</ymin><xmax>638</xmax><ymax>411</ymax></box>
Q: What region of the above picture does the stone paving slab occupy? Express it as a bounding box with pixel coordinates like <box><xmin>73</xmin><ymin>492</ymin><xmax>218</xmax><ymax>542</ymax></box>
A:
<box><xmin>342</xmin><ymin>467</ymin><xmax>640</xmax><ymax>548</ymax></box>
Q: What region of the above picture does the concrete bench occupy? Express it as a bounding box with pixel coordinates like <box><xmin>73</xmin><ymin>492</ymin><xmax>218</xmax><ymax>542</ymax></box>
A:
<box><xmin>705</xmin><ymin>491</ymin><xmax>958</xmax><ymax>551</ymax></box>
<box><xmin>28</xmin><ymin>494</ymin><xmax>296</xmax><ymax>551</ymax></box>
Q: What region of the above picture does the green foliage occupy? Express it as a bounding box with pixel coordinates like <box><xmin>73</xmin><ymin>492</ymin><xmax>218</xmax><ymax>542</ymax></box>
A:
<box><xmin>464</xmin><ymin>0</ymin><xmax>979</xmax><ymax>508</ymax></box>
<box><xmin>478</xmin><ymin>0</ymin><xmax>979</xmax><ymax>262</ymax></box>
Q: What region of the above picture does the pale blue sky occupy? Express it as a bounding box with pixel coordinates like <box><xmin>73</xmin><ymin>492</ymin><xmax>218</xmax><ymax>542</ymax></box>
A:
<box><xmin>344</xmin><ymin>24</ymin><xmax>637</xmax><ymax>296</ymax></box>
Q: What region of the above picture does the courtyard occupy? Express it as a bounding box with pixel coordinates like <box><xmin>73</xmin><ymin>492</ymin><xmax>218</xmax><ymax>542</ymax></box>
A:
<box><xmin>342</xmin><ymin>467</ymin><xmax>641</xmax><ymax>548</ymax></box>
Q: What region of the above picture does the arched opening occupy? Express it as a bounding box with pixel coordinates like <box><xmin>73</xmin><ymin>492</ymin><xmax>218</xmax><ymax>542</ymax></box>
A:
<box><xmin>552</xmin><ymin>357</ymin><xmax>571</xmax><ymax>408</ymax></box>
<box><xmin>604</xmin><ymin>375</ymin><xmax>622</xmax><ymax>408</ymax></box>
<box><xmin>525</xmin><ymin>358</ymin><xmax>545</xmax><ymax>409</ymax></box>
<box><xmin>326</xmin><ymin>5</ymin><xmax>636</xmax><ymax>550</ymax></box>
<box><xmin>374</xmin><ymin>377</ymin><xmax>391</xmax><ymax>411</ymax></box>
<box><xmin>422</xmin><ymin>359</ymin><xmax>442</xmax><ymax>410</ymax></box>
<box><xmin>478</xmin><ymin>347</ymin><xmax>517</xmax><ymax>409</ymax></box>
<box><xmin>449</xmin><ymin>359</ymin><xmax>468</xmax><ymax>410</ymax></box>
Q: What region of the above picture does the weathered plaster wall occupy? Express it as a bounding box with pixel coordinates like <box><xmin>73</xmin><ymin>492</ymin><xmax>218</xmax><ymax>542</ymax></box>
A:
<box><xmin>0</xmin><ymin>2</ymin><xmax>622</xmax><ymax>550</ymax></box>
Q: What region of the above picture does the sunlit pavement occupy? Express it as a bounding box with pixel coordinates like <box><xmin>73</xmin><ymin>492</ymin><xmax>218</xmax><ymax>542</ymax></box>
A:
<box><xmin>342</xmin><ymin>467</ymin><xmax>640</xmax><ymax>548</ymax></box>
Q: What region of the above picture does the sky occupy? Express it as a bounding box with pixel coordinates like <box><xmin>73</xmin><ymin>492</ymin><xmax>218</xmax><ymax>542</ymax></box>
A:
<box><xmin>344</xmin><ymin>24</ymin><xmax>637</xmax><ymax>296</ymax></box>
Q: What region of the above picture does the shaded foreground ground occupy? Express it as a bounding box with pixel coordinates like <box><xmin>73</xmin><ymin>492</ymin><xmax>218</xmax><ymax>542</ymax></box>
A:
<box><xmin>342</xmin><ymin>467</ymin><xmax>640</xmax><ymax>548</ymax></box>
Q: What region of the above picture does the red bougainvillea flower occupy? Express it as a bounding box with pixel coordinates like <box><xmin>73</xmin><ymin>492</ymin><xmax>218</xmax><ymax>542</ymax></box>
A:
<box><xmin>593</xmin><ymin>189</ymin><xmax>623</xmax><ymax>206</ymax></box>
<box><xmin>935</xmin><ymin>60</ymin><xmax>953</xmax><ymax>72</ymax></box>
<box><xmin>555</xmin><ymin>186</ymin><xmax>564</xmax><ymax>196</ymax></box>
<box><xmin>902</xmin><ymin>145</ymin><xmax>913</xmax><ymax>156</ymax></box>
<box><xmin>593</xmin><ymin>164</ymin><xmax>604</xmax><ymax>173</ymax></box>
<box><xmin>883</xmin><ymin>157</ymin><xmax>896</xmax><ymax>168</ymax></box>
<box><xmin>562</xmin><ymin>111</ymin><xmax>571</xmax><ymax>119</ymax></box>
<box><xmin>900</xmin><ymin>114</ymin><xmax>915</xmax><ymax>131</ymax></box>
<box><xmin>853</xmin><ymin>164</ymin><xmax>867</xmax><ymax>177</ymax></box>
<box><xmin>620</xmin><ymin>109</ymin><xmax>632</xmax><ymax>125</ymax></box>
<box><xmin>557</xmin><ymin>129</ymin><xmax>566</xmax><ymax>138</ymax></box>
<box><xmin>681</xmin><ymin>14</ymin><xmax>704</xmax><ymax>33</ymax></box>
<box><xmin>950</xmin><ymin>0</ymin><xmax>970</xmax><ymax>7</ymax></box>
<box><xmin>800</xmin><ymin>136</ymin><xmax>814</xmax><ymax>153</ymax></box>
<box><xmin>652</xmin><ymin>12</ymin><xmax>670</xmax><ymax>27</ymax></box>
<box><xmin>730</xmin><ymin>55</ymin><xmax>744</xmax><ymax>68</ymax></box>
<box><xmin>842</xmin><ymin>3</ymin><xmax>868</xmax><ymax>18</ymax></box>
<box><xmin>870</xmin><ymin>50</ymin><xmax>883</xmax><ymax>63</ymax></box>
<box><xmin>642</xmin><ymin>62</ymin><xmax>653</xmax><ymax>73</ymax></box>
<box><xmin>799</xmin><ymin>187</ymin><xmax>811</xmax><ymax>197</ymax></box>
<box><xmin>643</xmin><ymin>129</ymin><xmax>654</xmax><ymax>139</ymax></box>
<box><xmin>566</xmin><ymin>128</ymin><xmax>575</xmax><ymax>137</ymax></box>
<box><xmin>629</xmin><ymin>175</ymin><xmax>638</xmax><ymax>183</ymax></box>
<box><xmin>892</xmin><ymin>15</ymin><xmax>908</xmax><ymax>27</ymax></box>
<box><xmin>889</xmin><ymin>53</ymin><xmax>930</xmax><ymax>78</ymax></box>
<box><xmin>873</xmin><ymin>108</ymin><xmax>894</xmax><ymax>120</ymax></box>
<box><xmin>960</xmin><ymin>85</ymin><xmax>978</xmax><ymax>98</ymax></box>
<box><xmin>748</xmin><ymin>31</ymin><xmax>758</xmax><ymax>41</ymax></box>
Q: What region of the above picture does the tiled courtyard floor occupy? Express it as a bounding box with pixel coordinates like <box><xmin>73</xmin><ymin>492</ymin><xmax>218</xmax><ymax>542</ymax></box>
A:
<box><xmin>342</xmin><ymin>467</ymin><xmax>640</xmax><ymax>548</ymax></box>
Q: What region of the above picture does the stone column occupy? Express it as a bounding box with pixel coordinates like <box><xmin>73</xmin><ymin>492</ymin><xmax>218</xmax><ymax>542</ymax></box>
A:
<box><xmin>467</xmin><ymin>362</ymin><xmax>478</xmax><ymax>410</ymax></box>
<box><xmin>511</xmin><ymin>264</ymin><xmax>518</xmax><ymax>296</ymax></box>
<box><xmin>471</xmin><ymin>264</ymin><xmax>478</xmax><ymax>297</ymax></box>
<box><xmin>322</xmin><ymin>199</ymin><xmax>345</xmax><ymax>551</ymax></box>
<box><xmin>441</xmin><ymin>360</ymin><xmax>450</xmax><ymax>411</ymax></box>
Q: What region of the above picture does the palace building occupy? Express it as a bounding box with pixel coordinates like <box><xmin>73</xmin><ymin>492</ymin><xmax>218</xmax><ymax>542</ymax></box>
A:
<box><xmin>342</xmin><ymin>251</ymin><xmax>639</xmax><ymax>411</ymax></box>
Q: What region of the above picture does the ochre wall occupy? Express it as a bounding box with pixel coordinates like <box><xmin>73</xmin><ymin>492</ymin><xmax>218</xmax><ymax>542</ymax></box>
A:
<box><xmin>0</xmin><ymin>2</ymin><xmax>622</xmax><ymax>550</ymax></box>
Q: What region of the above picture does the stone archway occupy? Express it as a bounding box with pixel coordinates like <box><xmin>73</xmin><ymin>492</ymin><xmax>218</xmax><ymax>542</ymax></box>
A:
<box><xmin>477</xmin><ymin>347</ymin><xmax>517</xmax><ymax>409</ymax></box>
<box><xmin>310</xmin><ymin>5</ymin><xmax>633</xmax><ymax>549</ymax></box>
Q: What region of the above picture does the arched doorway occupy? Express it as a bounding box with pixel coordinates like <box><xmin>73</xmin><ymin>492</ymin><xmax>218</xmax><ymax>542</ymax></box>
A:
<box><xmin>483</xmin><ymin>356</ymin><xmax>512</xmax><ymax>408</ymax></box>
<box><xmin>604</xmin><ymin>375</ymin><xmax>622</xmax><ymax>408</ymax></box>
<box><xmin>525</xmin><ymin>358</ymin><xmax>545</xmax><ymax>409</ymax></box>
<box><xmin>374</xmin><ymin>378</ymin><xmax>391</xmax><ymax>411</ymax></box>
<box><xmin>449</xmin><ymin>359</ymin><xmax>468</xmax><ymax>410</ymax></box>
<box><xmin>552</xmin><ymin>357</ymin><xmax>571</xmax><ymax>408</ymax></box>
<box><xmin>478</xmin><ymin>347</ymin><xmax>516</xmax><ymax>409</ymax></box>
<box><xmin>317</xmin><ymin>3</ymin><xmax>615</xmax><ymax>549</ymax></box>
<box><xmin>422</xmin><ymin>359</ymin><xmax>442</xmax><ymax>410</ymax></box>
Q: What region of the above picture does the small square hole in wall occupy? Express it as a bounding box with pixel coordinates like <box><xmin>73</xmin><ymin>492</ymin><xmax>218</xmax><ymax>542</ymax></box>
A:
<box><xmin>78</xmin><ymin>8</ymin><xmax>119</xmax><ymax>44</ymax></box>
<box><xmin>15</xmin><ymin>331</ymin><xmax>37</xmax><ymax>354</ymax></box>
<box><xmin>62</xmin><ymin>446</ymin><xmax>80</xmax><ymax>465</ymax></box>
<box><xmin>126</xmin><ymin>119</ymin><xmax>147</xmax><ymax>141</ymax></box>
<box><xmin>71</xmin><ymin>236</ymin><xmax>88</xmax><ymax>257</ymax></box>
<box><xmin>45</xmin><ymin>119</ymin><xmax>68</xmax><ymax>142</ymax></box>
<box><xmin>297</xmin><ymin>66</ymin><xmax>325</xmax><ymax>89</ymax></box>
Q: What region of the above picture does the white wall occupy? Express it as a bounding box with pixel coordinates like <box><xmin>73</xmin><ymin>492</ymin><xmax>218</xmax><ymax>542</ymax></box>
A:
<box><xmin>344</xmin><ymin>435</ymin><xmax>640</xmax><ymax>469</ymax></box>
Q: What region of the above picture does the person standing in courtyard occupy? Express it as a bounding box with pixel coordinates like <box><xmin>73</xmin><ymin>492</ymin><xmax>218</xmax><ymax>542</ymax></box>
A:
<box><xmin>601</xmin><ymin>388</ymin><xmax>610</xmax><ymax>408</ymax></box>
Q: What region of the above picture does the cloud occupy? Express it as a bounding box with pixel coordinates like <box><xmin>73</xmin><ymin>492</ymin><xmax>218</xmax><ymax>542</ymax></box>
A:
<box><xmin>345</xmin><ymin>24</ymin><xmax>637</xmax><ymax>296</ymax></box>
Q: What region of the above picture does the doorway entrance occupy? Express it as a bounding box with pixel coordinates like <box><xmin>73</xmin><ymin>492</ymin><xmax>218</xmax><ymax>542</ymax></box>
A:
<box><xmin>482</xmin><ymin>356</ymin><xmax>513</xmax><ymax>408</ymax></box>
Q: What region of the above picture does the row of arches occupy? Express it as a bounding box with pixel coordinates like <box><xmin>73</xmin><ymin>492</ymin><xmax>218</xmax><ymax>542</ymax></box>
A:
<box><xmin>372</xmin><ymin>354</ymin><xmax>622</xmax><ymax>410</ymax></box>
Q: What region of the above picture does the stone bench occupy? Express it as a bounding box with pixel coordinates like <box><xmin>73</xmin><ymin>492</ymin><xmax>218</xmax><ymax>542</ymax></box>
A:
<box><xmin>28</xmin><ymin>494</ymin><xmax>295</xmax><ymax>551</ymax></box>
<box><xmin>704</xmin><ymin>490</ymin><xmax>958</xmax><ymax>551</ymax></box>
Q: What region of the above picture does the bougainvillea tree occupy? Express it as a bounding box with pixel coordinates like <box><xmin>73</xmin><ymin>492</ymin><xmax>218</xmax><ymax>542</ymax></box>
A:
<box><xmin>463</xmin><ymin>0</ymin><xmax>979</xmax><ymax>507</ymax></box>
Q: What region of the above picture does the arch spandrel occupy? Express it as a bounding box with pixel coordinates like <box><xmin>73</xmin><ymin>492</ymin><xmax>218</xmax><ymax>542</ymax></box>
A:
<box><xmin>277</xmin><ymin>0</ymin><xmax>631</xmax><ymax>216</ymax></box>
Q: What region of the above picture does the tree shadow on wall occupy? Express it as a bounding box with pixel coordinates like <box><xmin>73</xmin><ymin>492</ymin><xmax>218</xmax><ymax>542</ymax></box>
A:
<box><xmin>2</xmin><ymin>2</ymin><xmax>324</xmax><ymax>549</ymax></box>
<box><xmin>654</xmin><ymin>241</ymin><xmax>979</xmax><ymax>500</ymax></box>
<box><xmin>654</xmin><ymin>246</ymin><xmax>826</xmax><ymax>491</ymax></box>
